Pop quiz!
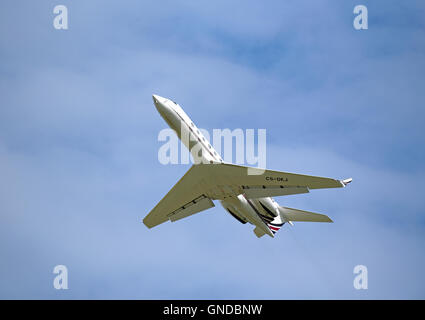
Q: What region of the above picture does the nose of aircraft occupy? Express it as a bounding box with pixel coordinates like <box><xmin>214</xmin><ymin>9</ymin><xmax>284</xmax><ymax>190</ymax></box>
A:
<box><xmin>152</xmin><ymin>94</ymin><xmax>166</xmax><ymax>106</ymax></box>
<box><xmin>152</xmin><ymin>94</ymin><xmax>167</xmax><ymax>112</ymax></box>
<box><xmin>152</xmin><ymin>94</ymin><xmax>174</xmax><ymax>121</ymax></box>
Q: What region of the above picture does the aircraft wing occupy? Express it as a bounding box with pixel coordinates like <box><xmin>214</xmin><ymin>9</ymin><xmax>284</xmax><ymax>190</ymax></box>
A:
<box><xmin>198</xmin><ymin>163</ymin><xmax>350</xmax><ymax>200</ymax></box>
<box><xmin>143</xmin><ymin>165</ymin><xmax>215</xmax><ymax>228</ymax></box>
<box><xmin>143</xmin><ymin>163</ymin><xmax>350</xmax><ymax>228</ymax></box>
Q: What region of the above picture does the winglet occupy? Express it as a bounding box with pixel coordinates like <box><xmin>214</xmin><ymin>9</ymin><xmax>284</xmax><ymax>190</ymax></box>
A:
<box><xmin>340</xmin><ymin>178</ymin><xmax>353</xmax><ymax>187</ymax></box>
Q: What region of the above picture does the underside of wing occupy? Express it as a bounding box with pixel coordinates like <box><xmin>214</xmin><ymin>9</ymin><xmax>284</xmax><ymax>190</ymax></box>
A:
<box><xmin>143</xmin><ymin>165</ymin><xmax>214</xmax><ymax>228</ymax></box>
<box><xmin>197</xmin><ymin>162</ymin><xmax>349</xmax><ymax>200</ymax></box>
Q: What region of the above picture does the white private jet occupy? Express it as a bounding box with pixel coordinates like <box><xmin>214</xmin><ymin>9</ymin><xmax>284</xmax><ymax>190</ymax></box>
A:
<box><xmin>143</xmin><ymin>95</ymin><xmax>352</xmax><ymax>238</ymax></box>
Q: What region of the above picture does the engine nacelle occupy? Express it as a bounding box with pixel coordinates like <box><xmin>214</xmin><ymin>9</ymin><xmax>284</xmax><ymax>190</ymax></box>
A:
<box><xmin>220</xmin><ymin>202</ymin><xmax>247</xmax><ymax>224</ymax></box>
<box><xmin>257</xmin><ymin>197</ymin><xmax>280</xmax><ymax>217</ymax></box>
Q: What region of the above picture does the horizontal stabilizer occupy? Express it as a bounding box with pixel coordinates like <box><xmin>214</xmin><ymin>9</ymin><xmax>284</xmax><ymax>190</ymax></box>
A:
<box><xmin>253</xmin><ymin>227</ymin><xmax>267</xmax><ymax>238</ymax></box>
<box><xmin>279</xmin><ymin>206</ymin><xmax>333</xmax><ymax>223</ymax></box>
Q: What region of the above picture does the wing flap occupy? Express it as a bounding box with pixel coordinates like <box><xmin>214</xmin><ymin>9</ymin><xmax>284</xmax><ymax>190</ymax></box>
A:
<box><xmin>169</xmin><ymin>195</ymin><xmax>214</xmax><ymax>222</ymax></box>
<box><xmin>242</xmin><ymin>185</ymin><xmax>309</xmax><ymax>199</ymax></box>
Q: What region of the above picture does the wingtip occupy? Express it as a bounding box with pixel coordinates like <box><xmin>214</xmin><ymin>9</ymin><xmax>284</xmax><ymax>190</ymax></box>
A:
<box><xmin>340</xmin><ymin>177</ymin><xmax>353</xmax><ymax>187</ymax></box>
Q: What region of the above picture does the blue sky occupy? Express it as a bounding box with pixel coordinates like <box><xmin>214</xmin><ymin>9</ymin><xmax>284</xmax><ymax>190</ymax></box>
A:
<box><xmin>1</xmin><ymin>0</ymin><xmax>425</xmax><ymax>299</ymax></box>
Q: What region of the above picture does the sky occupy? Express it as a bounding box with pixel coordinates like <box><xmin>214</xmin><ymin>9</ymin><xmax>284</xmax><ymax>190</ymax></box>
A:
<box><xmin>0</xmin><ymin>0</ymin><xmax>425</xmax><ymax>299</ymax></box>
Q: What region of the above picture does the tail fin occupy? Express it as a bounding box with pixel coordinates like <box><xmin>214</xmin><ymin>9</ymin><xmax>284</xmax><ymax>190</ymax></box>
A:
<box><xmin>278</xmin><ymin>206</ymin><xmax>333</xmax><ymax>223</ymax></box>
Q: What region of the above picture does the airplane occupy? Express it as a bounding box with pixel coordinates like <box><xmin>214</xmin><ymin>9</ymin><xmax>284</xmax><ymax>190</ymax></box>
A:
<box><xmin>143</xmin><ymin>94</ymin><xmax>352</xmax><ymax>238</ymax></box>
